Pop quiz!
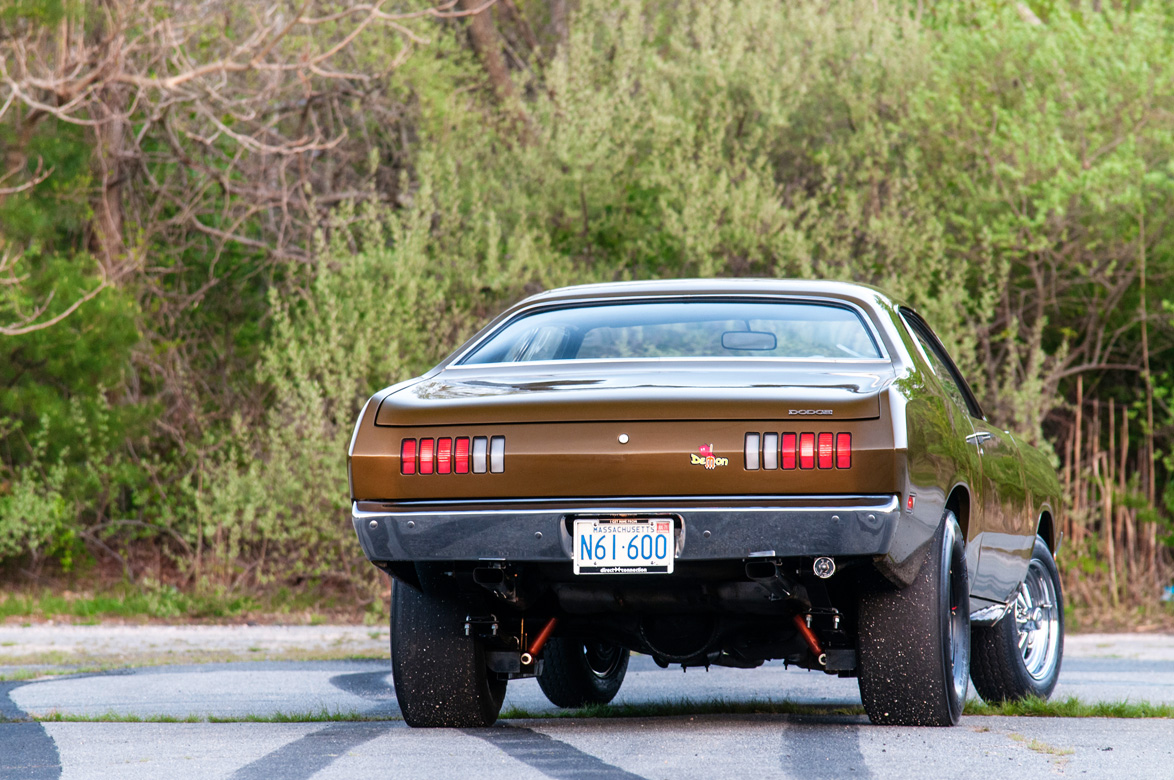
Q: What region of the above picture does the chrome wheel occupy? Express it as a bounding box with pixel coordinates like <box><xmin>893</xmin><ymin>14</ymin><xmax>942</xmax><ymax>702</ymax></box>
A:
<box><xmin>970</xmin><ymin>535</ymin><xmax>1064</xmax><ymax>704</ymax></box>
<box><xmin>946</xmin><ymin>520</ymin><xmax>970</xmax><ymax>704</ymax></box>
<box><xmin>1015</xmin><ymin>558</ymin><xmax>1061</xmax><ymax>681</ymax></box>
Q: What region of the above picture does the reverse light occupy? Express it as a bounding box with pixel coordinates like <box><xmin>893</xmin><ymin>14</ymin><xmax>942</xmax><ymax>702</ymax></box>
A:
<box><xmin>489</xmin><ymin>436</ymin><xmax>506</xmax><ymax>473</ymax></box>
<box><xmin>762</xmin><ymin>433</ymin><xmax>778</xmax><ymax>470</ymax></box>
<box><xmin>745</xmin><ymin>433</ymin><xmax>761</xmax><ymax>470</ymax></box>
<box><xmin>472</xmin><ymin>437</ymin><xmax>489</xmax><ymax>474</ymax></box>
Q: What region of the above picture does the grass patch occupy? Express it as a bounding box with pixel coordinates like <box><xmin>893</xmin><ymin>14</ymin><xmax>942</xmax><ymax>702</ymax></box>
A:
<box><xmin>501</xmin><ymin>697</ymin><xmax>866</xmax><ymax>720</ymax></box>
<box><xmin>18</xmin><ymin>709</ymin><xmax>400</xmax><ymax>724</ymax></box>
<box><xmin>0</xmin><ymin>586</ymin><xmax>256</xmax><ymax>622</ymax></box>
<box><xmin>206</xmin><ymin>710</ymin><xmax>398</xmax><ymax>723</ymax></box>
<box><xmin>32</xmin><ymin>711</ymin><xmax>205</xmax><ymax>724</ymax></box>
<box><xmin>1009</xmin><ymin>732</ymin><xmax>1075</xmax><ymax>757</ymax></box>
<box><xmin>965</xmin><ymin>695</ymin><xmax>1174</xmax><ymax>719</ymax></box>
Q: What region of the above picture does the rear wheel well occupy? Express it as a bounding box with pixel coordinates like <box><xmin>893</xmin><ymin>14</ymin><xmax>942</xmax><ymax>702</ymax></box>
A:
<box><xmin>945</xmin><ymin>485</ymin><xmax>971</xmax><ymax>542</ymax></box>
<box><xmin>1036</xmin><ymin>511</ymin><xmax>1056</xmax><ymax>553</ymax></box>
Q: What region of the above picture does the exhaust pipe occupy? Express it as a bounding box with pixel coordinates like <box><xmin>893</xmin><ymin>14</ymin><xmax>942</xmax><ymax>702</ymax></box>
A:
<box><xmin>473</xmin><ymin>565</ymin><xmax>517</xmax><ymax>602</ymax></box>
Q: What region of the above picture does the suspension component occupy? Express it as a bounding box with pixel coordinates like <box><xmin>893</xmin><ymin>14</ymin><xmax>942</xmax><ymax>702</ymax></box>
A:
<box><xmin>519</xmin><ymin>617</ymin><xmax>559</xmax><ymax>666</ymax></box>
<box><xmin>793</xmin><ymin>613</ymin><xmax>826</xmax><ymax>666</ymax></box>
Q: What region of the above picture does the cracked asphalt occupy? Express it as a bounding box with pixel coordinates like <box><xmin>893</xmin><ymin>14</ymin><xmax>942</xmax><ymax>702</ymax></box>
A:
<box><xmin>1</xmin><ymin>627</ymin><xmax>1171</xmax><ymax>779</ymax></box>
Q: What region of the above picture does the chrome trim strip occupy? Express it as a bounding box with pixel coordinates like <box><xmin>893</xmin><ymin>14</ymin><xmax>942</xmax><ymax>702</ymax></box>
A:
<box><xmin>353</xmin><ymin>495</ymin><xmax>900</xmax><ymax>520</ymax></box>
<box><xmin>365</xmin><ymin>493</ymin><xmax>896</xmax><ymax>509</ymax></box>
<box><xmin>450</xmin><ymin>294</ymin><xmax>893</xmax><ymax>365</ymax></box>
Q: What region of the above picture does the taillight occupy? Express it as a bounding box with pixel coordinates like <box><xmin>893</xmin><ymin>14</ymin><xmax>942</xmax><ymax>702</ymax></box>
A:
<box><xmin>799</xmin><ymin>433</ymin><xmax>815</xmax><ymax>469</ymax></box>
<box><xmin>747</xmin><ymin>430</ymin><xmax>852</xmax><ymax>472</ymax></box>
<box><xmin>454</xmin><ymin>437</ymin><xmax>470</xmax><ymax>474</ymax></box>
<box><xmin>781</xmin><ymin>433</ymin><xmax>797</xmax><ymax>470</ymax></box>
<box><xmin>418</xmin><ymin>438</ymin><xmax>435</xmax><ymax>474</ymax></box>
<box><xmin>436</xmin><ymin>438</ymin><xmax>453</xmax><ymax>474</ymax></box>
<box><xmin>401</xmin><ymin>434</ymin><xmax>501</xmax><ymax>476</ymax></box>
<box><xmin>818</xmin><ymin>432</ymin><xmax>834</xmax><ymax>470</ymax></box>
<box><xmin>836</xmin><ymin>433</ymin><xmax>852</xmax><ymax>469</ymax></box>
<box><xmin>400</xmin><ymin>439</ymin><xmax>417</xmax><ymax>475</ymax></box>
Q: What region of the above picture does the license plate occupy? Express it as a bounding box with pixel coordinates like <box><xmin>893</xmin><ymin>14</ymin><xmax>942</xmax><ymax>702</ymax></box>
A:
<box><xmin>572</xmin><ymin>517</ymin><xmax>675</xmax><ymax>574</ymax></box>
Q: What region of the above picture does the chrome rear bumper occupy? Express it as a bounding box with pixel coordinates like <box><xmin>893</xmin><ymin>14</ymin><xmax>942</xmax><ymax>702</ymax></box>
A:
<box><xmin>352</xmin><ymin>494</ymin><xmax>901</xmax><ymax>564</ymax></box>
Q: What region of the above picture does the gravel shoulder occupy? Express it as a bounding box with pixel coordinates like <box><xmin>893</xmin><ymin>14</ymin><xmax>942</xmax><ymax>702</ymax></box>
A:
<box><xmin>0</xmin><ymin>624</ymin><xmax>391</xmax><ymax>676</ymax></box>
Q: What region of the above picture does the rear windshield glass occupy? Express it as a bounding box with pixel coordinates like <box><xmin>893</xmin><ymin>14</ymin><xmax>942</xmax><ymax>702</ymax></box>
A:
<box><xmin>459</xmin><ymin>301</ymin><xmax>882</xmax><ymax>364</ymax></box>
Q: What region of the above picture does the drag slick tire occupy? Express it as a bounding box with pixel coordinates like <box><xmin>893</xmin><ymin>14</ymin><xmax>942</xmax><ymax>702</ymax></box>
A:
<box><xmin>858</xmin><ymin>511</ymin><xmax>970</xmax><ymax>726</ymax></box>
<box><xmin>971</xmin><ymin>536</ymin><xmax>1063</xmax><ymax>703</ymax></box>
<box><xmin>390</xmin><ymin>582</ymin><xmax>507</xmax><ymax>727</ymax></box>
<box><xmin>537</xmin><ymin>637</ymin><xmax>629</xmax><ymax>708</ymax></box>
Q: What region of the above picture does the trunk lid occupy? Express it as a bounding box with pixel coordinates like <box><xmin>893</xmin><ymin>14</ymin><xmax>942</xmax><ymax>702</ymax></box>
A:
<box><xmin>375</xmin><ymin>362</ymin><xmax>891</xmax><ymax>426</ymax></box>
<box><xmin>351</xmin><ymin>361</ymin><xmax>899</xmax><ymax>501</ymax></box>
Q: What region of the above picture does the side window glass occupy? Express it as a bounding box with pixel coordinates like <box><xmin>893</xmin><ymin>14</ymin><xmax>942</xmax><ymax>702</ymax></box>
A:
<box><xmin>901</xmin><ymin>314</ymin><xmax>974</xmax><ymax>418</ymax></box>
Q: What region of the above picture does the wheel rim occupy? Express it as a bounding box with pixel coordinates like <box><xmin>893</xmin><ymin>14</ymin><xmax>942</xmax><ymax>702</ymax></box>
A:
<box><xmin>583</xmin><ymin>642</ymin><xmax>624</xmax><ymax>679</ymax></box>
<box><xmin>946</xmin><ymin>529</ymin><xmax>970</xmax><ymax>703</ymax></box>
<box><xmin>1015</xmin><ymin>558</ymin><xmax>1060</xmax><ymax>681</ymax></box>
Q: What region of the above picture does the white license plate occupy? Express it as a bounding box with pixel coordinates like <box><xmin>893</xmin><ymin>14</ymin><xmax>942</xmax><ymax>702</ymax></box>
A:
<box><xmin>572</xmin><ymin>517</ymin><xmax>675</xmax><ymax>574</ymax></box>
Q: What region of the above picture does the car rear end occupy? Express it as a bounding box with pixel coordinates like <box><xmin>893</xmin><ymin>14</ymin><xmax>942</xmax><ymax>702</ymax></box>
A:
<box><xmin>351</xmin><ymin>290</ymin><xmax>919</xmax><ymax>678</ymax></box>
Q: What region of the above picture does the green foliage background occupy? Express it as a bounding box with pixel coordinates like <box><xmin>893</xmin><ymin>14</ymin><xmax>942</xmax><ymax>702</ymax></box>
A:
<box><xmin>1</xmin><ymin>0</ymin><xmax>1172</xmax><ymax>618</ymax></box>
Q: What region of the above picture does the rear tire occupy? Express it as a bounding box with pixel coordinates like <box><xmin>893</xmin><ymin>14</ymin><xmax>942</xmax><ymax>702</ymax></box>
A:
<box><xmin>537</xmin><ymin>637</ymin><xmax>629</xmax><ymax>708</ymax></box>
<box><xmin>971</xmin><ymin>536</ymin><xmax>1063</xmax><ymax>703</ymax></box>
<box><xmin>858</xmin><ymin>511</ymin><xmax>970</xmax><ymax>726</ymax></box>
<box><xmin>390</xmin><ymin>582</ymin><xmax>507</xmax><ymax>728</ymax></box>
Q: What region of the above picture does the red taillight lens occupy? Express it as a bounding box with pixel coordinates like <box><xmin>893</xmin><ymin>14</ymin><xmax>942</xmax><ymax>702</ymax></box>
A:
<box><xmin>454</xmin><ymin>437</ymin><xmax>470</xmax><ymax>474</ymax></box>
<box><xmin>400</xmin><ymin>439</ymin><xmax>417</xmax><ymax>475</ymax></box>
<box><xmin>781</xmin><ymin>433</ymin><xmax>797</xmax><ymax>470</ymax></box>
<box><xmin>418</xmin><ymin>438</ymin><xmax>435</xmax><ymax>474</ymax></box>
<box><xmin>436</xmin><ymin>438</ymin><xmax>452</xmax><ymax>474</ymax></box>
<box><xmin>818</xmin><ymin>432</ymin><xmax>834</xmax><ymax>469</ymax></box>
<box><xmin>836</xmin><ymin>433</ymin><xmax>852</xmax><ymax>469</ymax></box>
<box><xmin>799</xmin><ymin>433</ymin><xmax>815</xmax><ymax>469</ymax></box>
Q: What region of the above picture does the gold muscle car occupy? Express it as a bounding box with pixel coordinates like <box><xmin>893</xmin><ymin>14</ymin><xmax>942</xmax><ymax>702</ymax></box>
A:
<box><xmin>349</xmin><ymin>279</ymin><xmax>1064</xmax><ymax>727</ymax></box>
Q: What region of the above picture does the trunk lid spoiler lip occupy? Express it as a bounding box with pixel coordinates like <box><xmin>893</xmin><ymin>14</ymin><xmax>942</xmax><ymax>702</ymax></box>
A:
<box><xmin>375</xmin><ymin>363</ymin><xmax>895</xmax><ymax>426</ymax></box>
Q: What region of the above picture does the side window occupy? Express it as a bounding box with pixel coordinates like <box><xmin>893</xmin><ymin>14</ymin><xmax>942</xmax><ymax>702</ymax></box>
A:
<box><xmin>900</xmin><ymin>311</ymin><xmax>983</xmax><ymax>420</ymax></box>
<box><xmin>504</xmin><ymin>326</ymin><xmax>569</xmax><ymax>362</ymax></box>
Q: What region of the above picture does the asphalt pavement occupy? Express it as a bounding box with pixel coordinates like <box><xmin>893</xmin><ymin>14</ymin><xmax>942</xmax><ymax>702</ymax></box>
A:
<box><xmin>1</xmin><ymin>627</ymin><xmax>1171</xmax><ymax>779</ymax></box>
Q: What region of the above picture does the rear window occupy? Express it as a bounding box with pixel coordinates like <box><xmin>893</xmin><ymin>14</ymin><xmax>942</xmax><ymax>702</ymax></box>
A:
<box><xmin>459</xmin><ymin>300</ymin><xmax>882</xmax><ymax>364</ymax></box>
